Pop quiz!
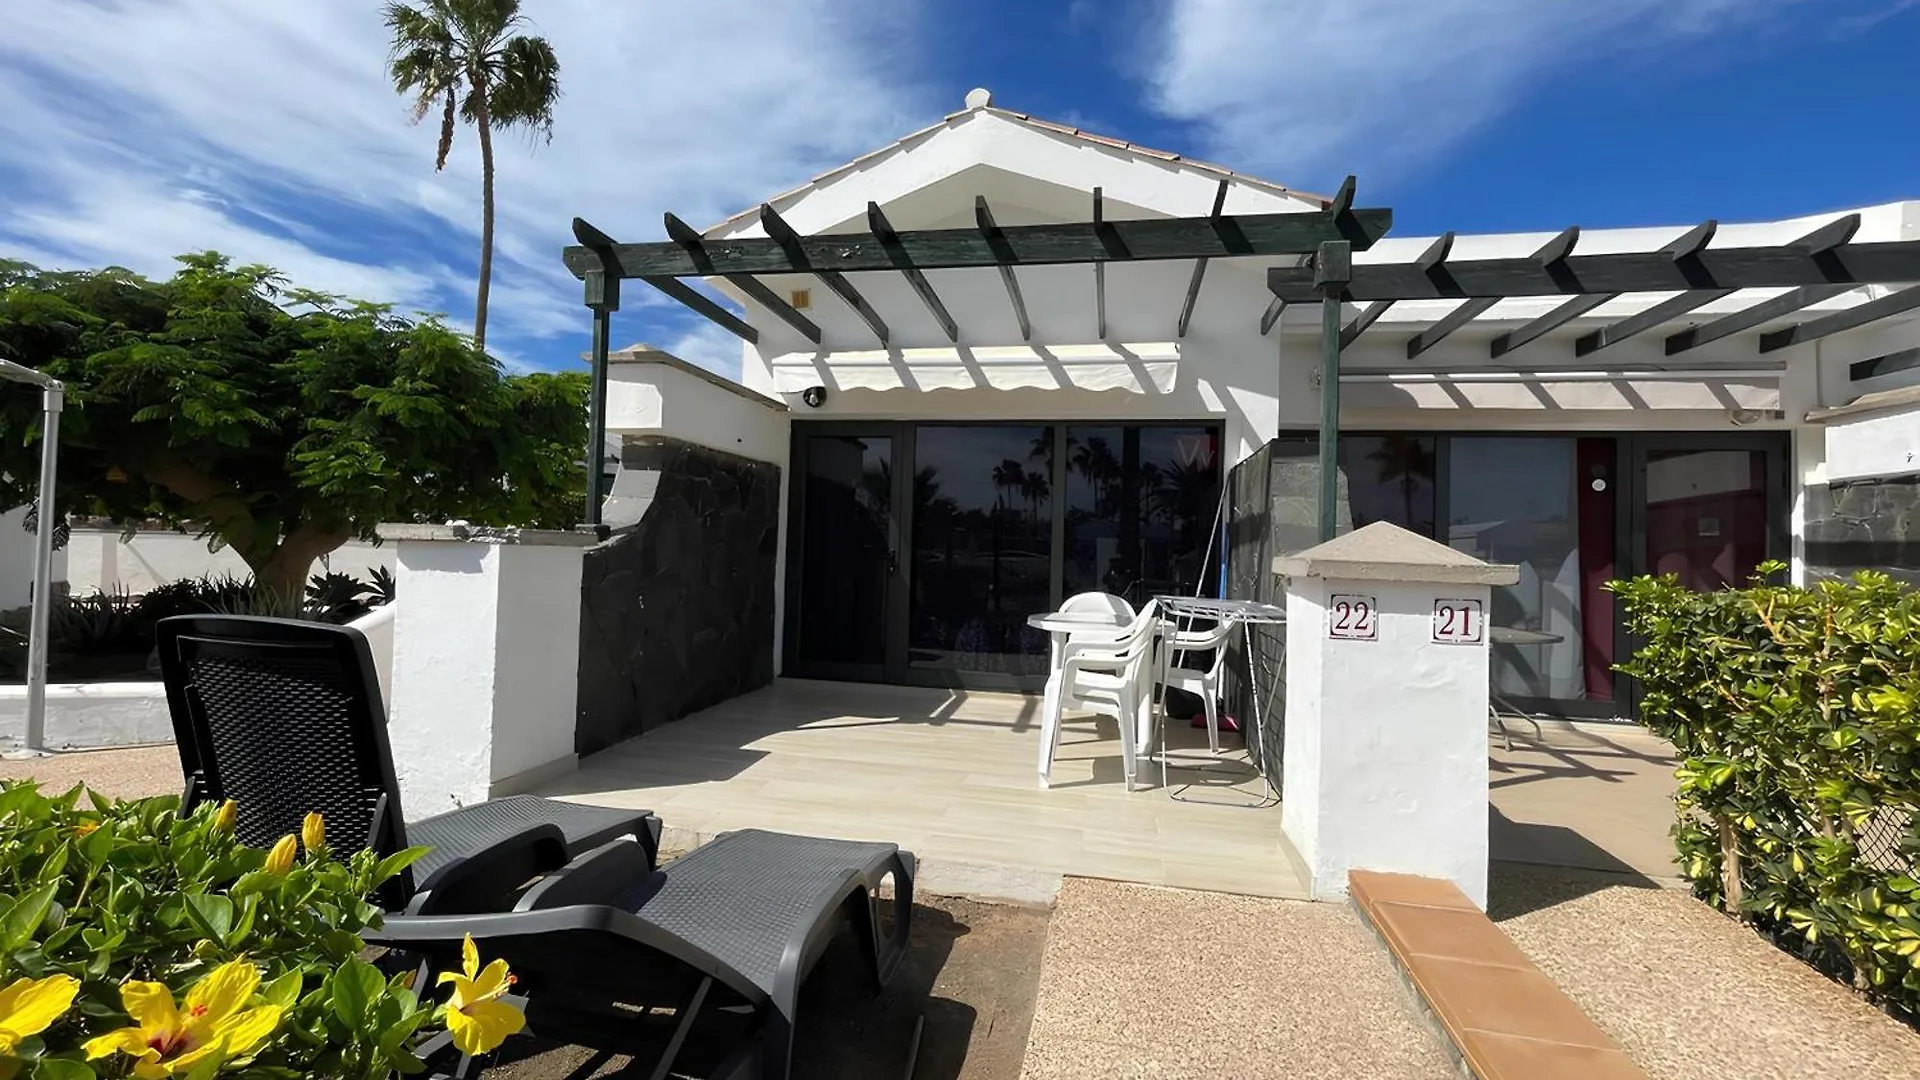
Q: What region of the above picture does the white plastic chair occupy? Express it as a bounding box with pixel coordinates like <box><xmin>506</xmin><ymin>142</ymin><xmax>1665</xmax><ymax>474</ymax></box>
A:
<box><xmin>1038</xmin><ymin>600</ymin><xmax>1160</xmax><ymax>791</ymax></box>
<box><xmin>1157</xmin><ymin>616</ymin><xmax>1236</xmax><ymax>755</ymax></box>
<box><xmin>1058</xmin><ymin>591</ymin><xmax>1135</xmax><ymax>620</ymax></box>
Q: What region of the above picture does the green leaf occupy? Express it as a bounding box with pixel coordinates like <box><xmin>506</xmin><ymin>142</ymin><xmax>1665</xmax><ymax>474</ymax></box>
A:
<box><xmin>373</xmin><ymin>846</ymin><xmax>429</xmax><ymax>884</ymax></box>
<box><xmin>329</xmin><ymin>957</ymin><xmax>384</xmax><ymax>1028</ymax></box>
<box><xmin>4</xmin><ymin>882</ymin><xmax>59</xmax><ymax>950</ymax></box>
<box><xmin>30</xmin><ymin>1060</ymin><xmax>97</xmax><ymax>1080</ymax></box>
<box><xmin>262</xmin><ymin>969</ymin><xmax>303</xmax><ymax>1010</ymax></box>
<box><xmin>182</xmin><ymin>893</ymin><xmax>234</xmax><ymax>946</ymax></box>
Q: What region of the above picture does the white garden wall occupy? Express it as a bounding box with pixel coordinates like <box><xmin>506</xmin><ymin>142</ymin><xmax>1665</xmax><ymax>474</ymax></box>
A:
<box><xmin>59</xmin><ymin>528</ymin><xmax>393</xmax><ymax>595</ymax></box>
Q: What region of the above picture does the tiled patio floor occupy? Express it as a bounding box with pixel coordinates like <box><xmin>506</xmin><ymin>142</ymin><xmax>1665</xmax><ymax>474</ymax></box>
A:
<box><xmin>534</xmin><ymin>678</ymin><xmax>1311</xmax><ymax>898</ymax></box>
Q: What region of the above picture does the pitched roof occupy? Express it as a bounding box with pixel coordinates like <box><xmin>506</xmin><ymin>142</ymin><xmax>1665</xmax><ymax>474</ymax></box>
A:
<box><xmin>701</xmin><ymin>101</ymin><xmax>1331</xmax><ymax>236</ymax></box>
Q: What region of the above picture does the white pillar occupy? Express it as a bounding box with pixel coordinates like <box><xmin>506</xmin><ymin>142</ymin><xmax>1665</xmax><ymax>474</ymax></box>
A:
<box><xmin>1275</xmin><ymin>522</ymin><xmax>1518</xmax><ymax>909</ymax></box>
<box><xmin>378</xmin><ymin>524</ymin><xmax>599</xmax><ymax>818</ymax></box>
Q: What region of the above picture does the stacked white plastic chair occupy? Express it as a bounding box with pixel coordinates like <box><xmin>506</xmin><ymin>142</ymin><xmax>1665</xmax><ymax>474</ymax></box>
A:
<box><xmin>1038</xmin><ymin>597</ymin><xmax>1160</xmax><ymax>791</ymax></box>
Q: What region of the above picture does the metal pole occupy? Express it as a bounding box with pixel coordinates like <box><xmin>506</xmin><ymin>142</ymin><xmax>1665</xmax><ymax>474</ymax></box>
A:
<box><xmin>584</xmin><ymin>303</ymin><xmax>611</xmax><ymax>525</ymax></box>
<box><xmin>25</xmin><ymin>385</ymin><xmax>62</xmax><ymax>752</ymax></box>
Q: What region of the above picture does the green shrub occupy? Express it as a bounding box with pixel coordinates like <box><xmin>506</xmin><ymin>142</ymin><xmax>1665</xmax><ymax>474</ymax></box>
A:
<box><xmin>0</xmin><ymin>782</ymin><xmax>522</xmax><ymax>1078</ymax></box>
<box><xmin>46</xmin><ymin>591</ymin><xmax>143</xmax><ymax>657</ymax></box>
<box><xmin>1613</xmin><ymin>564</ymin><xmax>1920</xmax><ymax>1011</ymax></box>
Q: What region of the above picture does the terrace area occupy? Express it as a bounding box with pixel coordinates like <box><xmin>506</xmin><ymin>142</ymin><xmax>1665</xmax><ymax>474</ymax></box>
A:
<box><xmin>528</xmin><ymin>677</ymin><xmax>1683</xmax><ymax>900</ymax></box>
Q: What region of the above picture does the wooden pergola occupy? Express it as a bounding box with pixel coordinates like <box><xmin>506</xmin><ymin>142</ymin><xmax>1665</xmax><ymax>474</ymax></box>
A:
<box><xmin>1268</xmin><ymin>215</ymin><xmax>1920</xmax><ymax>538</ymax></box>
<box><xmin>564</xmin><ymin>180</ymin><xmax>1920</xmax><ymax>543</ymax></box>
<box><xmin>562</xmin><ymin>177</ymin><xmax>1393</xmax><ymax>524</ymax></box>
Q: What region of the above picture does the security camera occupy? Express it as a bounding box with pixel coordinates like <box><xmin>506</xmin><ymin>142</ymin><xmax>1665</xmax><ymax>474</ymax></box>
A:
<box><xmin>801</xmin><ymin>385</ymin><xmax>827</xmax><ymax>409</ymax></box>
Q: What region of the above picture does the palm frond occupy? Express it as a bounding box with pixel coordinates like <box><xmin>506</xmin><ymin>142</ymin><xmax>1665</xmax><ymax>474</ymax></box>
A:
<box><xmin>489</xmin><ymin>35</ymin><xmax>561</xmax><ymax>139</ymax></box>
<box><xmin>435</xmin><ymin>87</ymin><xmax>457</xmax><ymax>170</ymax></box>
<box><xmin>448</xmin><ymin>0</ymin><xmax>525</xmax><ymax>44</ymax></box>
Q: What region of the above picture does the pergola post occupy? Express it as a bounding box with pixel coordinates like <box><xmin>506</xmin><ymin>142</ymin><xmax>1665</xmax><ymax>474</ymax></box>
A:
<box><xmin>583</xmin><ymin>270</ymin><xmax>618</xmax><ymax>526</ymax></box>
<box><xmin>1314</xmin><ymin>241</ymin><xmax>1352</xmax><ymax>542</ymax></box>
<box><xmin>573</xmin><ymin>217</ymin><xmax>624</xmax><ymax>528</ymax></box>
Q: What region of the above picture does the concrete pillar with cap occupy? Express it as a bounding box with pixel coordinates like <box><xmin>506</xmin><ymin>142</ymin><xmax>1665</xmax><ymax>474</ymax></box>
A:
<box><xmin>1275</xmin><ymin>522</ymin><xmax>1518</xmax><ymax>908</ymax></box>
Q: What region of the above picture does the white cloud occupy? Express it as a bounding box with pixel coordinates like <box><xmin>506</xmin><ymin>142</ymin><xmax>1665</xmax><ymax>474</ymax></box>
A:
<box><xmin>1136</xmin><ymin>0</ymin><xmax>1818</xmax><ymax>184</ymax></box>
<box><xmin>663</xmin><ymin>323</ymin><xmax>751</xmax><ymax>380</ymax></box>
<box><xmin>0</xmin><ymin>0</ymin><xmax>934</xmax><ymax>366</ymax></box>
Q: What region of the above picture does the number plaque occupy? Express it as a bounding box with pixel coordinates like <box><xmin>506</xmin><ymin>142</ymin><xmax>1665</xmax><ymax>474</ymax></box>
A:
<box><xmin>1432</xmin><ymin>599</ymin><xmax>1484</xmax><ymax>645</ymax></box>
<box><xmin>1328</xmin><ymin>594</ymin><xmax>1378</xmax><ymax>641</ymax></box>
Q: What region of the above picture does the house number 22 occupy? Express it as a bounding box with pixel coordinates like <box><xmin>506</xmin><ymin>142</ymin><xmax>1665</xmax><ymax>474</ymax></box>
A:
<box><xmin>1327</xmin><ymin>594</ymin><xmax>1378</xmax><ymax>640</ymax></box>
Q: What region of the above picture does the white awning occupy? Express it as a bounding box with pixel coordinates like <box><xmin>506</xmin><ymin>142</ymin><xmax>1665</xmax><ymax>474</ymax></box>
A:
<box><xmin>1809</xmin><ymin>386</ymin><xmax>1920</xmax><ymax>481</ymax></box>
<box><xmin>768</xmin><ymin>342</ymin><xmax>1179</xmax><ymax>395</ymax></box>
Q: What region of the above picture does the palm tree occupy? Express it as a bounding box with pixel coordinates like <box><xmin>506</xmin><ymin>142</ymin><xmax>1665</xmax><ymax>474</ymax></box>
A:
<box><xmin>384</xmin><ymin>0</ymin><xmax>560</xmax><ymax>350</ymax></box>
<box><xmin>1367</xmin><ymin>435</ymin><xmax>1435</xmax><ymax>531</ymax></box>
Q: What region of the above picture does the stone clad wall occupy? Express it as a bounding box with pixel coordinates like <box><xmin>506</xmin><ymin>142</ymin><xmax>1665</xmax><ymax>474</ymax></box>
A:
<box><xmin>575</xmin><ymin>436</ymin><xmax>780</xmax><ymax>756</ymax></box>
<box><xmin>1805</xmin><ymin>474</ymin><xmax>1920</xmax><ymax>587</ymax></box>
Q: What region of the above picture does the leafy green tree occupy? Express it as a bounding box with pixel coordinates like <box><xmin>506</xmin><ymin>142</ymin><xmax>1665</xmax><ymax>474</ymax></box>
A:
<box><xmin>384</xmin><ymin>0</ymin><xmax>561</xmax><ymax>351</ymax></box>
<box><xmin>0</xmin><ymin>253</ymin><xmax>588</xmax><ymax>594</ymax></box>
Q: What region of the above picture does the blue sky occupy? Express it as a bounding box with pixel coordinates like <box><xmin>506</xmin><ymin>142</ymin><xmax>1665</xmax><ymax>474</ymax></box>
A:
<box><xmin>3</xmin><ymin>0</ymin><xmax>1917</xmax><ymax>377</ymax></box>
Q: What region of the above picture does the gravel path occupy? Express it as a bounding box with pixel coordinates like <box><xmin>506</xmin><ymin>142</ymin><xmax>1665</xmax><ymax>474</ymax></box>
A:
<box><xmin>0</xmin><ymin>743</ymin><xmax>177</xmax><ymax>800</ymax></box>
<box><xmin>1490</xmin><ymin>866</ymin><xmax>1920</xmax><ymax>1080</ymax></box>
<box><xmin>1020</xmin><ymin>877</ymin><xmax>1454</xmax><ymax>1080</ymax></box>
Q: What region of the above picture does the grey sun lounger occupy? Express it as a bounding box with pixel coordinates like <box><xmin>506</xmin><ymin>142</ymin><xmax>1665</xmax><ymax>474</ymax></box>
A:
<box><xmin>156</xmin><ymin>614</ymin><xmax>660</xmax><ymax>912</ymax></box>
<box><xmin>371</xmin><ymin>827</ymin><xmax>916</xmax><ymax>1080</ymax></box>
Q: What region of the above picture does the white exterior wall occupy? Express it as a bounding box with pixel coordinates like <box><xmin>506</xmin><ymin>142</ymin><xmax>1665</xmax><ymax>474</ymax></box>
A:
<box><xmin>605</xmin><ymin>347</ymin><xmax>790</xmax><ymax>464</ymax></box>
<box><xmin>383</xmin><ymin>527</ymin><xmax>590</xmax><ymax>818</ymax></box>
<box><xmin>487</xmin><ymin>543</ymin><xmax>588</xmax><ymax>786</ymax></box>
<box><xmin>0</xmin><ymin>505</ymin><xmax>65</xmax><ymax>610</ymax></box>
<box><xmin>0</xmin><ymin>682</ymin><xmax>171</xmax><ymax>750</ymax></box>
<box><xmin>1282</xmin><ymin>574</ymin><xmax>1493</xmax><ymax>907</ymax></box>
<box><xmin>58</xmin><ymin>528</ymin><xmax>392</xmax><ymax>595</ymax></box>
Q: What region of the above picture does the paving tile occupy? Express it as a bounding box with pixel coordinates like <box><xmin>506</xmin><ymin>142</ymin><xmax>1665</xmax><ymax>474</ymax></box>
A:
<box><xmin>1350</xmin><ymin>870</ymin><xmax>1478</xmax><ymax>912</ymax></box>
<box><xmin>1456</xmin><ymin>1030</ymin><xmax>1650</xmax><ymax>1080</ymax></box>
<box><xmin>1405</xmin><ymin>956</ymin><xmax>1618</xmax><ymax>1051</ymax></box>
<box><xmin>1368</xmin><ymin>901</ymin><xmax>1535</xmax><ymax>970</ymax></box>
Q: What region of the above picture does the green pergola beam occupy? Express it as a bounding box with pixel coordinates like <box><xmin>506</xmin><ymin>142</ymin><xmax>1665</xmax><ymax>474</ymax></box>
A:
<box><xmin>565</xmin><ymin>205</ymin><xmax>1393</xmax><ymax>280</ymax></box>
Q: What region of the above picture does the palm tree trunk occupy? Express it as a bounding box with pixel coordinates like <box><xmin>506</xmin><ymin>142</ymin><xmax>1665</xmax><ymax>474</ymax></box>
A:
<box><xmin>471</xmin><ymin>74</ymin><xmax>496</xmax><ymax>351</ymax></box>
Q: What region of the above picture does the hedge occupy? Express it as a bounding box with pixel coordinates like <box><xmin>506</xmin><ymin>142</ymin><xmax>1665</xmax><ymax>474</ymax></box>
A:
<box><xmin>1613</xmin><ymin>564</ymin><xmax>1920</xmax><ymax>1013</ymax></box>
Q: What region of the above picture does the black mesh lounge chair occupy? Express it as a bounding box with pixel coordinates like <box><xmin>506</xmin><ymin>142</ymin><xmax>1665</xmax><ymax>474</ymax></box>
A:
<box><xmin>155</xmin><ymin>614</ymin><xmax>659</xmax><ymax>912</ymax></box>
<box><xmin>371</xmin><ymin>828</ymin><xmax>915</xmax><ymax>1080</ymax></box>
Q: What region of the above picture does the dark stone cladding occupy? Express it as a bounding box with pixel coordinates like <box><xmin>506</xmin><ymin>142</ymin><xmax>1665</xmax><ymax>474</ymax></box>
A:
<box><xmin>1805</xmin><ymin>473</ymin><xmax>1920</xmax><ymax>589</ymax></box>
<box><xmin>575</xmin><ymin>435</ymin><xmax>780</xmax><ymax>756</ymax></box>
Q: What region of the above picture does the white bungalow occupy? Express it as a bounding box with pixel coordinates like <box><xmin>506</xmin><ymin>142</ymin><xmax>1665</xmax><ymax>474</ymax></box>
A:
<box><xmin>585</xmin><ymin>89</ymin><xmax>1920</xmax><ymax>725</ymax></box>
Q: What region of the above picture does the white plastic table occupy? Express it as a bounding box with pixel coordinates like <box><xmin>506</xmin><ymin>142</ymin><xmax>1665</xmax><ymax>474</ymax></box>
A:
<box><xmin>1488</xmin><ymin>625</ymin><xmax>1563</xmax><ymax>749</ymax></box>
<box><xmin>1025</xmin><ymin>610</ymin><xmax>1129</xmax><ymax>674</ymax></box>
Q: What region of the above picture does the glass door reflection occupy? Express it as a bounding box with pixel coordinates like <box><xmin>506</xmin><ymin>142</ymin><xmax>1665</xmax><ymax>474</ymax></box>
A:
<box><xmin>909</xmin><ymin>426</ymin><xmax>1055</xmax><ymax>678</ymax></box>
<box><xmin>791</xmin><ymin>432</ymin><xmax>896</xmax><ymax>680</ymax></box>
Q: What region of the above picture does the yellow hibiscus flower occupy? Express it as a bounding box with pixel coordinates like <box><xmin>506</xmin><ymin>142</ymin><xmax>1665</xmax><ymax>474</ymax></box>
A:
<box><xmin>0</xmin><ymin>974</ymin><xmax>79</xmax><ymax>1053</ymax></box>
<box><xmin>262</xmin><ymin>835</ymin><xmax>297</xmax><ymax>876</ymax></box>
<box><xmin>82</xmin><ymin>960</ymin><xmax>283</xmax><ymax>1078</ymax></box>
<box><xmin>300</xmin><ymin>812</ymin><xmax>325</xmax><ymax>854</ymax></box>
<box><xmin>437</xmin><ymin>935</ymin><xmax>526</xmax><ymax>1056</ymax></box>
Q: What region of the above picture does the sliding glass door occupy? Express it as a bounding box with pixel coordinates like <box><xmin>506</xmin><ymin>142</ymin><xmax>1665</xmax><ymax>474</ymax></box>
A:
<box><xmin>786</xmin><ymin>420</ymin><xmax>1224</xmax><ymax>689</ymax></box>
<box><xmin>786</xmin><ymin>426</ymin><xmax>905</xmax><ymax>682</ymax></box>
<box><xmin>907</xmin><ymin>426</ymin><xmax>1055</xmax><ymax>680</ymax></box>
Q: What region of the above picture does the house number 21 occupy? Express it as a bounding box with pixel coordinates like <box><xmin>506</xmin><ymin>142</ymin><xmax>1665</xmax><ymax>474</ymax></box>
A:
<box><xmin>1432</xmin><ymin>598</ymin><xmax>1484</xmax><ymax>644</ymax></box>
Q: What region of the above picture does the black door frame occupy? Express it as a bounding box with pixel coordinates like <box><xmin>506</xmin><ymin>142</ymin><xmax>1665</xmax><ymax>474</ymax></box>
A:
<box><xmin>782</xmin><ymin>421</ymin><xmax>911</xmax><ymax>683</ymax></box>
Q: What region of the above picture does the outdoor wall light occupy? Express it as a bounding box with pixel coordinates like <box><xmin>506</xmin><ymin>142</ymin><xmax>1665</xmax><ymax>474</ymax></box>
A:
<box><xmin>800</xmin><ymin>385</ymin><xmax>827</xmax><ymax>408</ymax></box>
